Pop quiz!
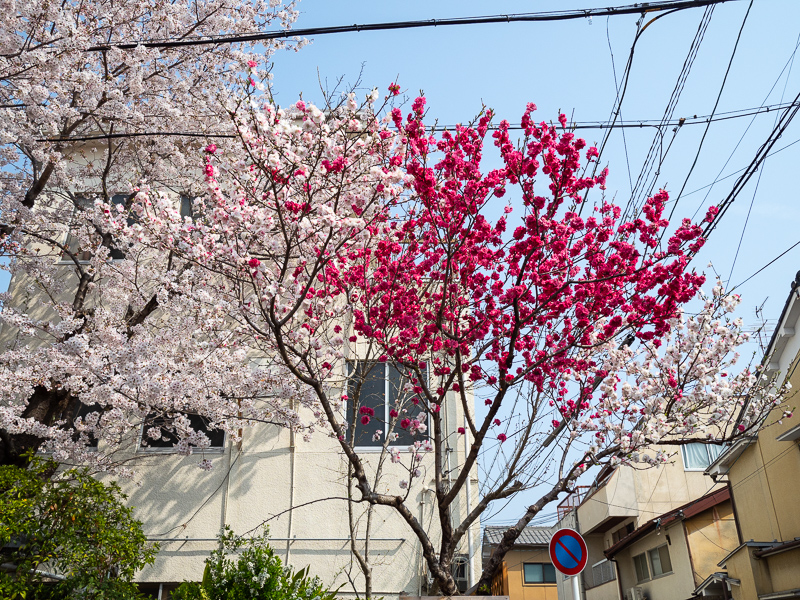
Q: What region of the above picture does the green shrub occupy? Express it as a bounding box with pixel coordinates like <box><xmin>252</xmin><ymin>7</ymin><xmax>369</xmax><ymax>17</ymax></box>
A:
<box><xmin>172</xmin><ymin>528</ymin><xmax>338</xmax><ymax>600</ymax></box>
<box><xmin>0</xmin><ymin>458</ymin><xmax>156</xmax><ymax>599</ymax></box>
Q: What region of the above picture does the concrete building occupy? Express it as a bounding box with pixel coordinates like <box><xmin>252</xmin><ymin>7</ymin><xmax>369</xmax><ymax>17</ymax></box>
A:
<box><xmin>123</xmin><ymin>395</ymin><xmax>479</xmax><ymax>599</ymax></box>
<box><xmin>554</xmin><ymin>444</ymin><xmax>721</xmax><ymax>600</ymax></box>
<box><xmin>604</xmin><ymin>486</ymin><xmax>739</xmax><ymax>600</ymax></box>
<box><xmin>705</xmin><ymin>271</ymin><xmax>800</xmax><ymax>600</ymax></box>
<box><xmin>482</xmin><ymin>526</ymin><xmax>558</xmax><ymax>600</ymax></box>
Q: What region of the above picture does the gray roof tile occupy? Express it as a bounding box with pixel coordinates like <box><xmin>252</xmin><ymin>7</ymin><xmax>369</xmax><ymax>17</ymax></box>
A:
<box><xmin>482</xmin><ymin>525</ymin><xmax>557</xmax><ymax>547</ymax></box>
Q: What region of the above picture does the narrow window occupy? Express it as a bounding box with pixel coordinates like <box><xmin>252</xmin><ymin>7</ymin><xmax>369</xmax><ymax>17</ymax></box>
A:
<box><xmin>347</xmin><ymin>361</ymin><xmax>427</xmax><ymax>447</ymax></box>
<box><xmin>648</xmin><ymin>544</ymin><xmax>672</xmax><ymax>577</ymax></box>
<box><xmin>633</xmin><ymin>552</ymin><xmax>650</xmax><ymax>583</ymax></box>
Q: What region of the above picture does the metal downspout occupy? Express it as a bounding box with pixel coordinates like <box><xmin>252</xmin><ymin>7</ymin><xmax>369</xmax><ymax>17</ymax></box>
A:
<box><xmin>464</xmin><ymin>414</ymin><xmax>475</xmax><ymax>588</ymax></box>
<box><xmin>286</xmin><ymin>399</ymin><xmax>297</xmax><ymax>564</ymax></box>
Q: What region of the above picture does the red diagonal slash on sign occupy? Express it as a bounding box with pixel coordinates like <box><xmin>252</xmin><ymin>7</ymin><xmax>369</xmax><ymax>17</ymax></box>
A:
<box><xmin>557</xmin><ymin>538</ymin><xmax>580</xmax><ymax>564</ymax></box>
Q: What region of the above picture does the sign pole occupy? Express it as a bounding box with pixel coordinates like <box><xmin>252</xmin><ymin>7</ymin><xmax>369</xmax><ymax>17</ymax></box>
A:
<box><xmin>549</xmin><ymin>528</ymin><xmax>588</xmax><ymax>600</ymax></box>
<box><xmin>571</xmin><ymin>574</ymin><xmax>581</xmax><ymax>600</ymax></box>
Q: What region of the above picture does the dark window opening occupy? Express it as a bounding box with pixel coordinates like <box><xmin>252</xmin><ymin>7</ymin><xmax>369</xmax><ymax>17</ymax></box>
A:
<box><xmin>523</xmin><ymin>563</ymin><xmax>557</xmax><ymax>584</ymax></box>
<box><xmin>140</xmin><ymin>412</ymin><xmax>225</xmax><ymax>450</ymax></box>
<box><xmin>347</xmin><ymin>361</ymin><xmax>428</xmax><ymax>447</ymax></box>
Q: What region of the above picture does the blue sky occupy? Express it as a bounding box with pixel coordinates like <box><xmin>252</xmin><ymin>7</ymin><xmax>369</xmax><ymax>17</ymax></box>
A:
<box><xmin>269</xmin><ymin>0</ymin><xmax>800</xmax><ymax>329</ymax></box>
<box><xmin>266</xmin><ymin>0</ymin><xmax>800</xmax><ymax>524</ymax></box>
<box><xmin>4</xmin><ymin>0</ymin><xmax>799</xmax><ymax>524</ymax></box>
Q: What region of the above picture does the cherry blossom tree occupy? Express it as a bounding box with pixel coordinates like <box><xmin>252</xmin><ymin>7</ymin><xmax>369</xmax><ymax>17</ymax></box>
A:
<box><xmin>0</xmin><ymin>0</ymin><xmax>304</xmax><ymax>467</ymax></box>
<box><xmin>100</xmin><ymin>88</ymin><xmax>787</xmax><ymax>594</ymax></box>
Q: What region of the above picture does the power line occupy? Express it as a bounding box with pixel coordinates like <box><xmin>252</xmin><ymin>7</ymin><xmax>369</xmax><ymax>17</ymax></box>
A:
<box><xmin>669</xmin><ymin>0</ymin><xmax>754</xmax><ymax>220</ymax></box>
<box><xmin>730</xmin><ymin>238</ymin><xmax>800</xmax><ymax>291</ymax></box>
<box><xmin>625</xmin><ymin>6</ymin><xmax>715</xmax><ymax>222</ymax></box>
<box><xmin>682</xmin><ymin>136</ymin><xmax>800</xmax><ymax>200</ymax></box>
<box><xmin>726</xmin><ymin>33</ymin><xmax>799</xmax><ymax>285</ymax></box>
<box><xmin>689</xmin><ymin>31</ymin><xmax>800</xmax><ymax>220</ymax></box>
<box><xmin>82</xmin><ymin>1</ymin><xmax>742</xmax><ymax>52</ymax></box>
<box><xmin>701</xmin><ymin>89</ymin><xmax>800</xmax><ymax>240</ymax></box>
<box><xmin>37</xmin><ymin>101</ymin><xmax>798</xmax><ymax>144</ymax></box>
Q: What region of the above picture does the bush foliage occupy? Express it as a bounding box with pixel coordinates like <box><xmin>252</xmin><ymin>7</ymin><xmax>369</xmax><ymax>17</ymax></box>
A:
<box><xmin>172</xmin><ymin>528</ymin><xmax>338</xmax><ymax>600</ymax></box>
<box><xmin>0</xmin><ymin>458</ymin><xmax>156</xmax><ymax>599</ymax></box>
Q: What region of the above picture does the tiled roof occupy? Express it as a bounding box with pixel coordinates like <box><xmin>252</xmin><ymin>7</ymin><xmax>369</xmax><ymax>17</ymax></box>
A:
<box><xmin>483</xmin><ymin>525</ymin><xmax>557</xmax><ymax>547</ymax></box>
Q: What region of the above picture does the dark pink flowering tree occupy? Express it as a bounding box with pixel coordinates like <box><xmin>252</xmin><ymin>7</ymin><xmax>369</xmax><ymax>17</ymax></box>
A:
<box><xmin>117</xmin><ymin>88</ymin><xmax>781</xmax><ymax>595</ymax></box>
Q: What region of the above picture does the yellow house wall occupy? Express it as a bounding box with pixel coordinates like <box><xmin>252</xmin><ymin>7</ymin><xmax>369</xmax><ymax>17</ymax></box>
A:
<box><xmin>766</xmin><ymin>548</ymin><xmax>800</xmax><ymax>593</ymax></box>
<box><xmin>683</xmin><ymin>500</ymin><xmax>739</xmax><ymax>586</ymax></box>
<box><xmin>725</xmin><ymin>546</ymin><xmax>774</xmax><ymax>600</ymax></box>
<box><xmin>724</xmin><ymin>292</ymin><xmax>800</xmax><ymax>599</ymax></box>
<box><xmin>501</xmin><ymin>548</ymin><xmax>558</xmax><ymax>600</ymax></box>
<box><xmin>729</xmin><ymin>414</ymin><xmax>800</xmax><ymax>546</ymax></box>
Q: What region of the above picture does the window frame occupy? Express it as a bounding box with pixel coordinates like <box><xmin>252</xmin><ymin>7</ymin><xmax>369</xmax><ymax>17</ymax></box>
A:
<box><xmin>680</xmin><ymin>442</ymin><xmax>724</xmax><ymax>471</ymax></box>
<box><xmin>647</xmin><ymin>544</ymin><xmax>673</xmax><ymax>578</ymax></box>
<box><xmin>137</xmin><ymin>412</ymin><xmax>226</xmax><ymax>454</ymax></box>
<box><xmin>60</xmin><ymin>194</ymin><xmax>134</xmax><ymax>264</ymax></box>
<box><xmin>522</xmin><ymin>562</ymin><xmax>557</xmax><ymax>585</ymax></box>
<box><xmin>632</xmin><ymin>552</ymin><xmax>650</xmax><ymax>583</ymax></box>
<box><xmin>347</xmin><ymin>360</ymin><xmax>428</xmax><ymax>451</ymax></box>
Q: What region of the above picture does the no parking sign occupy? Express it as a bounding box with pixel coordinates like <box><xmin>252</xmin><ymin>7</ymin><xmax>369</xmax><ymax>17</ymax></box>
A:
<box><xmin>548</xmin><ymin>528</ymin><xmax>588</xmax><ymax>576</ymax></box>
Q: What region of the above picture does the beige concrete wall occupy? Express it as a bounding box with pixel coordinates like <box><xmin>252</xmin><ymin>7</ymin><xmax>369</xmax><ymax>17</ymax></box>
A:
<box><xmin>576</xmin><ymin>455</ymin><xmax>717</xmax><ymax>540</ymax></box>
<box><xmin>765</xmin><ymin>548</ymin><xmax>800</xmax><ymax>593</ymax></box>
<box><xmin>585</xmin><ymin>580</ymin><xmax>619</xmax><ymax>600</ymax></box>
<box><xmin>577</xmin><ymin>468</ymin><xmax>637</xmax><ymax>534</ymax></box>
<box><xmin>500</xmin><ymin>548</ymin><xmax>558</xmax><ymax>600</ymax></box>
<box><xmin>725</xmin><ymin>546</ymin><xmax>773</xmax><ymax>600</ymax></box>
<box><xmin>683</xmin><ymin>500</ymin><xmax>739</xmax><ymax>587</ymax></box>
<box><xmin>111</xmin><ymin>400</ymin><xmax>479</xmax><ymax>598</ymax></box>
<box><xmin>614</xmin><ymin>520</ymin><xmax>694</xmax><ymax>600</ymax></box>
<box><xmin>635</xmin><ymin>448</ymin><xmax>717</xmax><ymax>520</ymax></box>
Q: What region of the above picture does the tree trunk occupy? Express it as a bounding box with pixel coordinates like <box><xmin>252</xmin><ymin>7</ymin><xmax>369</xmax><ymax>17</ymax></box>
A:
<box><xmin>0</xmin><ymin>385</ymin><xmax>75</xmax><ymax>467</ymax></box>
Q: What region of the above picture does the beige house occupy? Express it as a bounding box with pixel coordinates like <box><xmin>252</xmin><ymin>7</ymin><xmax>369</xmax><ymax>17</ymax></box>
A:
<box><xmin>705</xmin><ymin>271</ymin><xmax>800</xmax><ymax>600</ymax></box>
<box><xmin>555</xmin><ymin>443</ymin><xmax>721</xmax><ymax>600</ymax></box>
<box><xmin>604</xmin><ymin>486</ymin><xmax>739</xmax><ymax>600</ymax></box>
<box><xmin>123</xmin><ymin>397</ymin><xmax>480</xmax><ymax>599</ymax></box>
<box><xmin>482</xmin><ymin>526</ymin><xmax>558</xmax><ymax>600</ymax></box>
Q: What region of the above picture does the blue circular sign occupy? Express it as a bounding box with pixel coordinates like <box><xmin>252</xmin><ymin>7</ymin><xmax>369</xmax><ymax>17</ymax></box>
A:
<box><xmin>549</xmin><ymin>528</ymin><xmax>588</xmax><ymax>576</ymax></box>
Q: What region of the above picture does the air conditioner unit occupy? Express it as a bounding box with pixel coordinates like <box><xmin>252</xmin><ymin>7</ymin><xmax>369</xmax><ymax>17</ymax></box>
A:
<box><xmin>627</xmin><ymin>587</ymin><xmax>644</xmax><ymax>600</ymax></box>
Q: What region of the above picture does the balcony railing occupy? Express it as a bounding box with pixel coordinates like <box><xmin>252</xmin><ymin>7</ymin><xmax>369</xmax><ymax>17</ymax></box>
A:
<box><xmin>557</xmin><ymin>485</ymin><xmax>591</xmax><ymax>521</ymax></box>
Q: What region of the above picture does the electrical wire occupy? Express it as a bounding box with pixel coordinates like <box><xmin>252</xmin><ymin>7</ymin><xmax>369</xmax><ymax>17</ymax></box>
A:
<box><xmin>669</xmin><ymin>0</ymin><xmax>754</xmax><ymax>220</ymax></box>
<box><xmin>700</xmin><ymin>89</ymin><xmax>800</xmax><ymax>240</ymax></box>
<box><xmin>727</xmin><ymin>31</ymin><xmax>800</xmax><ymax>284</ymax></box>
<box><xmin>683</xmin><ymin>136</ymin><xmax>800</xmax><ymax>201</ymax></box>
<box><xmin>606</xmin><ymin>17</ymin><xmax>635</xmax><ymax>195</ymax></box>
<box><xmin>624</xmin><ymin>6</ymin><xmax>715</xmax><ymax>222</ymax></box>
<box><xmin>689</xmin><ymin>33</ymin><xmax>800</xmax><ymax>220</ymax></box>
<box><xmin>35</xmin><ymin>101</ymin><xmax>799</xmax><ymax>144</ymax></box>
<box><xmin>730</xmin><ymin>238</ymin><xmax>800</xmax><ymax>291</ymax></box>
<box><xmin>81</xmin><ymin>0</ymin><xmax>742</xmax><ymax>52</ymax></box>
